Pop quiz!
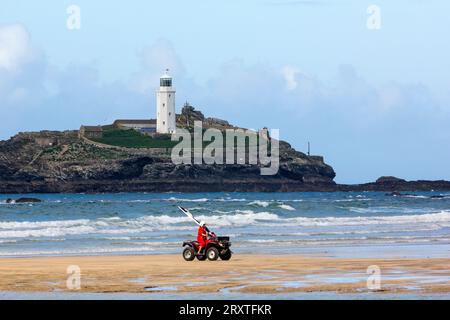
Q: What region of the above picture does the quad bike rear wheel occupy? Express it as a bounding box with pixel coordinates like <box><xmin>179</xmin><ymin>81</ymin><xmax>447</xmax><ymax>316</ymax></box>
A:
<box><xmin>183</xmin><ymin>247</ymin><xmax>195</xmax><ymax>261</ymax></box>
<box><xmin>206</xmin><ymin>247</ymin><xmax>219</xmax><ymax>261</ymax></box>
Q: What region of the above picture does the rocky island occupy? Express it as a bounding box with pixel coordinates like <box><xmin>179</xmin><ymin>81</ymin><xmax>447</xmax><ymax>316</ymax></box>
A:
<box><xmin>0</xmin><ymin>106</ymin><xmax>337</xmax><ymax>193</ymax></box>
<box><xmin>1</xmin><ymin>106</ymin><xmax>449</xmax><ymax>194</ymax></box>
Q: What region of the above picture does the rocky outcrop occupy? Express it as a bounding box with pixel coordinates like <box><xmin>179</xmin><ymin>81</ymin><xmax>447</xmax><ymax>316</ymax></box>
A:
<box><xmin>376</xmin><ymin>176</ymin><xmax>406</xmax><ymax>184</ymax></box>
<box><xmin>177</xmin><ymin>104</ymin><xmax>233</xmax><ymax>130</ymax></box>
<box><xmin>177</xmin><ymin>104</ymin><xmax>206</xmax><ymax>128</ymax></box>
<box><xmin>339</xmin><ymin>178</ymin><xmax>450</xmax><ymax>192</ymax></box>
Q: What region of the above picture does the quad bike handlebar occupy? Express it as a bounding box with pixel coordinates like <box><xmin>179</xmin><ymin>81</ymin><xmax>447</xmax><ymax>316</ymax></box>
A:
<box><xmin>207</xmin><ymin>232</ymin><xmax>216</xmax><ymax>240</ymax></box>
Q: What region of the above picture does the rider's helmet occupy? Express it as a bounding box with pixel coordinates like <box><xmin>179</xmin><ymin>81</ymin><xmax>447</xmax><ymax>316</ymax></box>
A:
<box><xmin>199</xmin><ymin>221</ymin><xmax>206</xmax><ymax>226</ymax></box>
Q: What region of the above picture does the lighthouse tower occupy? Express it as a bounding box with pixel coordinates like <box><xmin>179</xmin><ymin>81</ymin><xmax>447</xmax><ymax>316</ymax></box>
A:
<box><xmin>156</xmin><ymin>69</ymin><xmax>176</xmax><ymax>134</ymax></box>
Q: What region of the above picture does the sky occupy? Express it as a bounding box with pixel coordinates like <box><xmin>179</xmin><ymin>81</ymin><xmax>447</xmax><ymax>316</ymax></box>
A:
<box><xmin>0</xmin><ymin>0</ymin><xmax>449</xmax><ymax>183</ymax></box>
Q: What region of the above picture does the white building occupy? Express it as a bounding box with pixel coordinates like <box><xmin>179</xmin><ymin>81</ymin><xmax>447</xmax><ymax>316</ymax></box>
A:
<box><xmin>156</xmin><ymin>70</ymin><xmax>176</xmax><ymax>134</ymax></box>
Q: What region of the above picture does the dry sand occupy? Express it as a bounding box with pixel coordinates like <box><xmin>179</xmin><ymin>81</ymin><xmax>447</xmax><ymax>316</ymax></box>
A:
<box><xmin>0</xmin><ymin>254</ymin><xmax>449</xmax><ymax>295</ymax></box>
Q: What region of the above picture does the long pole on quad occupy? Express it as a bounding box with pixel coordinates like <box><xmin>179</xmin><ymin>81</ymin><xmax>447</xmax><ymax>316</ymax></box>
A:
<box><xmin>178</xmin><ymin>206</ymin><xmax>201</xmax><ymax>226</ymax></box>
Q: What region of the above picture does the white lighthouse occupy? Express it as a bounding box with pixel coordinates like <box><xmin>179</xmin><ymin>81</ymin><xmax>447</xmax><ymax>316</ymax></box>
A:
<box><xmin>156</xmin><ymin>69</ymin><xmax>176</xmax><ymax>134</ymax></box>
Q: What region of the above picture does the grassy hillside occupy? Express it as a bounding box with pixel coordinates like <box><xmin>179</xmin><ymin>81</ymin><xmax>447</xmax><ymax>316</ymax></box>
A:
<box><xmin>92</xmin><ymin>129</ymin><xmax>177</xmax><ymax>148</ymax></box>
<box><xmin>91</xmin><ymin>128</ymin><xmax>266</xmax><ymax>150</ymax></box>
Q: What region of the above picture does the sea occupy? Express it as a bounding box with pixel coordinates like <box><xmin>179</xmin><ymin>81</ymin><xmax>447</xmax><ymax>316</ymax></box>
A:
<box><xmin>0</xmin><ymin>191</ymin><xmax>449</xmax><ymax>258</ymax></box>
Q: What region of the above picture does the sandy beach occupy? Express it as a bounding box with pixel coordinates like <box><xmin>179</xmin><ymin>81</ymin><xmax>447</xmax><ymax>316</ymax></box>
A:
<box><xmin>0</xmin><ymin>254</ymin><xmax>449</xmax><ymax>298</ymax></box>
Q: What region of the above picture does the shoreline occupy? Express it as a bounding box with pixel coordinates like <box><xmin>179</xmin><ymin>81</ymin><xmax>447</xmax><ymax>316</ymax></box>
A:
<box><xmin>1</xmin><ymin>242</ymin><xmax>449</xmax><ymax>259</ymax></box>
<box><xmin>0</xmin><ymin>180</ymin><xmax>450</xmax><ymax>195</ymax></box>
<box><xmin>1</xmin><ymin>254</ymin><xmax>449</xmax><ymax>298</ymax></box>
<box><xmin>1</xmin><ymin>180</ymin><xmax>450</xmax><ymax>194</ymax></box>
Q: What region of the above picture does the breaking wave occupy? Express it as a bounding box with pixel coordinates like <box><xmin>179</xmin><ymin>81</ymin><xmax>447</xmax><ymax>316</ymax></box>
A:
<box><xmin>248</xmin><ymin>200</ymin><xmax>270</xmax><ymax>207</ymax></box>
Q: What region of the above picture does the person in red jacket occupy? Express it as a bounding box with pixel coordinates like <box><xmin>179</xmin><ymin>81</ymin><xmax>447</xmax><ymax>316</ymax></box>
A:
<box><xmin>197</xmin><ymin>221</ymin><xmax>209</xmax><ymax>254</ymax></box>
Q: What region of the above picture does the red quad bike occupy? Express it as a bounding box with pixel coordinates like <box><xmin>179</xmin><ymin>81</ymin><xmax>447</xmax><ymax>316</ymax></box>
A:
<box><xmin>182</xmin><ymin>233</ymin><xmax>232</xmax><ymax>261</ymax></box>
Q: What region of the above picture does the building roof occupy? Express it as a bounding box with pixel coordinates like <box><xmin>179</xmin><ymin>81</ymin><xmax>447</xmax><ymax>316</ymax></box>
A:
<box><xmin>114</xmin><ymin>119</ymin><xmax>156</xmax><ymax>125</ymax></box>
<box><xmin>80</xmin><ymin>125</ymin><xmax>103</xmax><ymax>132</ymax></box>
<box><xmin>161</xmin><ymin>69</ymin><xmax>171</xmax><ymax>79</ymax></box>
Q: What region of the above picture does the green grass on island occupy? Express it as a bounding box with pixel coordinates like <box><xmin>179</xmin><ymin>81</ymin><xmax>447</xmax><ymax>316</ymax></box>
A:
<box><xmin>92</xmin><ymin>129</ymin><xmax>178</xmax><ymax>148</ymax></box>
<box><xmin>91</xmin><ymin>128</ymin><xmax>267</xmax><ymax>150</ymax></box>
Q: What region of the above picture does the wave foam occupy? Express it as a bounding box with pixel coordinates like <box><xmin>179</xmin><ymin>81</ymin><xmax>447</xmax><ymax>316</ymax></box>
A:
<box><xmin>284</xmin><ymin>210</ymin><xmax>450</xmax><ymax>227</ymax></box>
<box><xmin>167</xmin><ymin>197</ymin><xmax>209</xmax><ymax>202</ymax></box>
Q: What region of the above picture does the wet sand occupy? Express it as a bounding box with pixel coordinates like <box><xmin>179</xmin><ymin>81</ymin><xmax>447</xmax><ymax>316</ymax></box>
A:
<box><xmin>0</xmin><ymin>254</ymin><xmax>449</xmax><ymax>296</ymax></box>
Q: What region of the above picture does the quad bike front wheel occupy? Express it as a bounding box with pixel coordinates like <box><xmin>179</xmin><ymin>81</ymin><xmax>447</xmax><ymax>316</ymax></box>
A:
<box><xmin>183</xmin><ymin>247</ymin><xmax>195</xmax><ymax>261</ymax></box>
<box><xmin>206</xmin><ymin>247</ymin><xmax>219</xmax><ymax>261</ymax></box>
<box><xmin>220</xmin><ymin>250</ymin><xmax>232</xmax><ymax>261</ymax></box>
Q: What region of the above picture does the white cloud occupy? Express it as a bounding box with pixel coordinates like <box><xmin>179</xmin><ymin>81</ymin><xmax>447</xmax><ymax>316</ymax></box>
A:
<box><xmin>0</xmin><ymin>24</ymin><xmax>34</xmax><ymax>72</ymax></box>
<box><xmin>130</xmin><ymin>39</ymin><xmax>185</xmax><ymax>94</ymax></box>
<box><xmin>281</xmin><ymin>65</ymin><xmax>300</xmax><ymax>90</ymax></box>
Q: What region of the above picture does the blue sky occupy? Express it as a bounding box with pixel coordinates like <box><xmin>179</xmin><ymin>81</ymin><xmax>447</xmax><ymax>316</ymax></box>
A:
<box><xmin>1</xmin><ymin>0</ymin><xmax>449</xmax><ymax>183</ymax></box>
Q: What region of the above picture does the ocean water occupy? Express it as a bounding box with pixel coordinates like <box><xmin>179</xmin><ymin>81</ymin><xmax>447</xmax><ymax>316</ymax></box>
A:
<box><xmin>0</xmin><ymin>192</ymin><xmax>449</xmax><ymax>258</ymax></box>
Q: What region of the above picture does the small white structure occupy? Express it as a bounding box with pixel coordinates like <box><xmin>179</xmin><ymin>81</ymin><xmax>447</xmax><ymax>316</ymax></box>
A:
<box><xmin>156</xmin><ymin>70</ymin><xmax>176</xmax><ymax>134</ymax></box>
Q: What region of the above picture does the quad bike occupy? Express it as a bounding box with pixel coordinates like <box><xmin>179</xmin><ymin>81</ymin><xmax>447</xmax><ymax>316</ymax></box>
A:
<box><xmin>182</xmin><ymin>233</ymin><xmax>232</xmax><ymax>261</ymax></box>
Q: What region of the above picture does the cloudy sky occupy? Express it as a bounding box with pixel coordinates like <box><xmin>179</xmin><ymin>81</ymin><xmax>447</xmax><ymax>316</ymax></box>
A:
<box><xmin>1</xmin><ymin>0</ymin><xmax>449</xmax><ymax>183</ymax></box>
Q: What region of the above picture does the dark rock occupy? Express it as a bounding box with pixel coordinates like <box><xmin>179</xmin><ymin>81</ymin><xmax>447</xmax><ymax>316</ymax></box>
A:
<box><xmin>6</xmin><ymin>197</ymin><xmax>42</xmax><ymax>203</ymax></box>
<box><xmin>376</xmin><ymin>176</ymin><xmax>407</xmax><ymax>184</ymax></box>
<box><xmin>17</xmin><ymin>197</ymin><xmax>42</xmax><ymax>203</ymax></box>
<box><xmin>385</xmin><ymin>192</ymin><xmax>417</xmax><ymax>197</ymax></box>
